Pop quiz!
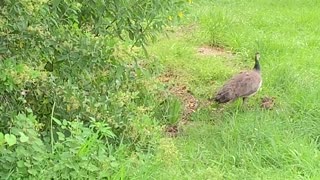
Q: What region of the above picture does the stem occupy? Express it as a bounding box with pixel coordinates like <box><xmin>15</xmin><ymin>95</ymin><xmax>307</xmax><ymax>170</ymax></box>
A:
<box><xmin>50</xmin><ymin>101</ymin><xmax>56</xmax><ymax>154</ymax></box>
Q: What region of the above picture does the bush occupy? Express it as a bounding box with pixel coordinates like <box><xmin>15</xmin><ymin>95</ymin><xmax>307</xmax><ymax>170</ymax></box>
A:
<box><xmin>0</xmin><ymin>0</ymin><xmax>186</xmax><ymax>178</ymax></box>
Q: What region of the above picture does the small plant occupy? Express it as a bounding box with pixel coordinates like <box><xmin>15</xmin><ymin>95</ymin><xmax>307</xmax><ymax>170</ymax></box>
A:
<box><xmin>155</xmin><ymin>96</ymin><xmax>183</xmax><ymax>126</ymax></box>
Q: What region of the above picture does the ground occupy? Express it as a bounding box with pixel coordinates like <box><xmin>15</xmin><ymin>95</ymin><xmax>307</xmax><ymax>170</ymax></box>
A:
<box><xmin>132</xmin><ymin>0</ymin><xmax>320</xmax><ymax>179</ymax></box>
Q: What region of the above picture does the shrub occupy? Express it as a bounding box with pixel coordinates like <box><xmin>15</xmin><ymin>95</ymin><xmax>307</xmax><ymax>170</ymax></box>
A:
<box><xmin>0</xmin><ymin>0</ymin><xmax>186</xmax><ymax>178</ymax></box>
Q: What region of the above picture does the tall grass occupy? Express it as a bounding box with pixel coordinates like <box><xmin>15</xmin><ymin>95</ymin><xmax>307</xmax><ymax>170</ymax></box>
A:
<box><xmin>134</xmin><ymin>0</ymin><xmax>320</xmax><ymax>179</ymax></box>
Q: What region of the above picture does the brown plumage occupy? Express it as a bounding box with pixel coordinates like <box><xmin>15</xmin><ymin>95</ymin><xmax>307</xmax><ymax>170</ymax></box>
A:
<box><xmin>214</xmin><ymin>52</ymin><xmax>262</xmax><ymax>104</ymax></box>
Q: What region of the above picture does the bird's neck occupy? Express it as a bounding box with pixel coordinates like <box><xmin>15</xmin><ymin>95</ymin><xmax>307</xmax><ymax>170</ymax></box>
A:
<box><xmin>253</xmin><ymin>58</ymin><xmax>260</xmax><ymax>71</ymax></box>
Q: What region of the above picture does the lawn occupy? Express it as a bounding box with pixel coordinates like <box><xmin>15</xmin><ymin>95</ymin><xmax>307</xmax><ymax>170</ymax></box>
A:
<box><xmin>131</xmin><ymin>0</ymin><xmax>320</xmax><ymax>179</ymax></box>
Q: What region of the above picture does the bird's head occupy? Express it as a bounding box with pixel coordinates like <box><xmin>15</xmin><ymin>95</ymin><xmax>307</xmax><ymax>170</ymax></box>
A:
<box><xmin>254</xmin><ymin>52</ymin><xmax>260</xmax><ymax>61</ymax></box>
<box><xmin>255</xmin><ymin>52</ymin><xmax>260</xmax><ymax>61</ymax></box>
<box><xmin>253</xmin><ymin>52</ymin><xmax>261</xmax><ymax>71</ymax></box>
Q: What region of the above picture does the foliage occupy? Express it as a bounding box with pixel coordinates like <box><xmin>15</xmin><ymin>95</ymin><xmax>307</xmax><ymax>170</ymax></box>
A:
<box><xmin>0</xmin><ymin>112</ymin><xmax>119</xmax><ymax>179</ymax></box>
<box><xmin>0</xmin><ymin>0</ymin><xmax>186</xmax><ymax>178</ymax></box>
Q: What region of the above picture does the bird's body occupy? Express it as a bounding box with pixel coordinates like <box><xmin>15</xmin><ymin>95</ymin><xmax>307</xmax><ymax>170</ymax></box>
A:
<box><xmin>214</xmin><ymin>52</ymin><xmax>262</xmax><ymax>104</ymax></box>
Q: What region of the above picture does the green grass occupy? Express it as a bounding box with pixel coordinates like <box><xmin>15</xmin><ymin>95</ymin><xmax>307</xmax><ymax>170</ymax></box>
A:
<box><xmin>129</xmin><ymin>0</ymin><xmax>320</xmax><ymax>179</ymax></box>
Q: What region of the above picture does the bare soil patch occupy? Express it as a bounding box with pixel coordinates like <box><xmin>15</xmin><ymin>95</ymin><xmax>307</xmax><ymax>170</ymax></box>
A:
<box><xmin>169</xmin><ymin>85</ymin><xmax>198</xmax><ymax>122</ymax></box>
<box><xmin>165</xmin><ymin>125</ymin><xmax>179</xmax><ymax>138</ymax></box>
<box><xmin>261</xmin><ymin>96</ymin><xmax>275</xmax><ymax>110</ymax></box>
<box><xmin>197</xmin><ymin>45</ymin><xmax>234</xmax><ymax>58</ymax></box>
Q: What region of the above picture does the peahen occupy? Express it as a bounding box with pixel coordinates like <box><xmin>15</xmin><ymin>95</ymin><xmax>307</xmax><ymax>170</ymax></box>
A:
<box><xmin>214</xmin><ymin>52</ymin><xmax>262</xmax><ymax>105</ymax></box>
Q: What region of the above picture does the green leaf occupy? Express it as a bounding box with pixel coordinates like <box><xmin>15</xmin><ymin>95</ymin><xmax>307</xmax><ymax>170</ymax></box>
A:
<box><xmin>44</xmin><ymin>61</ymin><xmax>53</xmax><ymax>72</ymax></box>
<box><xmin>5</xmin><ymin>134</ymin><xmax>17</xmax><ymax>146</ymax></box>
<box><xmin>26</xmin><ymin>108</ymin><xmax>33</xmax><ymax>113</ymax></box>
<box><xmin>87</xmin><ymin>164</ymin><xmax>99</xmax><ymax>172</ymax></box>
<box><xmin>129</xmin><ymin>30</ymin><xmax>135</xmax><ymax>40</ymax></box>
<box><xmin>19</xmin><ymin>132</ymin><xmax>29</xmax><ymax>143</ymax></box>
<box><xmin>56</xmin><ymin>132</ymin><xmax>65</xmax><ymax>141</ymax></box>
<box><xmin>0</xmin><ymin>132</ymin><xmax>4</xmax><ymax>145</ymax></box>
<box><xmin>28</xmin><ymin>169</ymin><xmax>37</xmax><ymax>175</ymax></box>
<box><xmin>110</xmin><ymin>162</ymin><xmax>119</xmax><ymax>168</ymax></box>
<box><xmin>24</xmin><ymin>161</ymin><xmax>32</xmax><ymax>168</ymax></box>
<box><xmin>17</xmin><ymin>160</ymin><xmax>24</xmax><ymax>168</ymax></box>
<box><xmin>53</xmin><ymin>117</ymin><xmax>62</xmax><ymax>125</ymax></box>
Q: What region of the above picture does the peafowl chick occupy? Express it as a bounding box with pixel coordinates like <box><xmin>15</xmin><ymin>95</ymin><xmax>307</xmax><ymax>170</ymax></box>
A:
<box><xmin>214</xmin><ymin>52</ymin><xmax>262</xmax><ymax>105</ymax></box>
